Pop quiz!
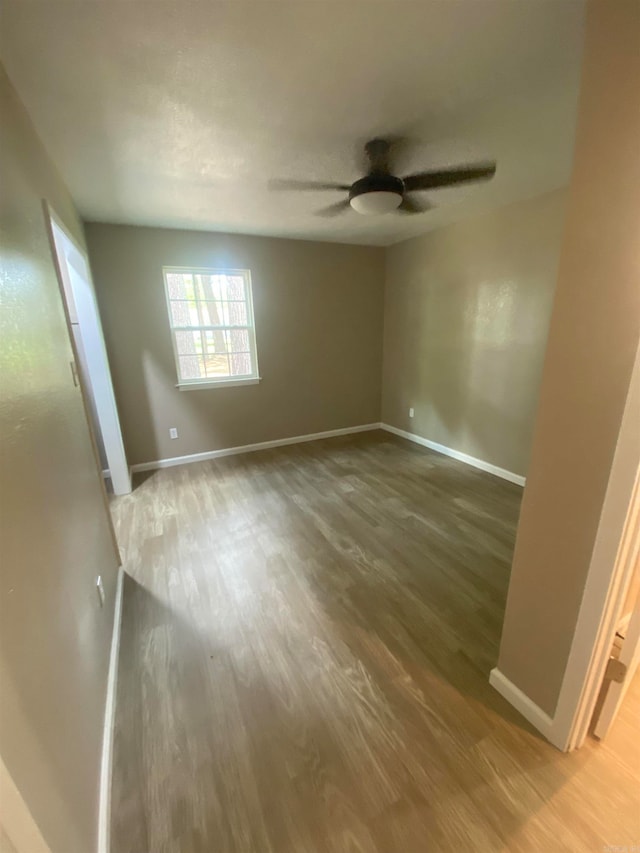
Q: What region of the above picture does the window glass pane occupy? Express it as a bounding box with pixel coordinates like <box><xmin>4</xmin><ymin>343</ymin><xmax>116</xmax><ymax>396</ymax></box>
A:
<box><xmin>165</xmin><ymin>268</ymin><xmax>255</xmax><ymax>384</ymax></box>
<box><xmin>223</xmin><ymin>301</ymin><xmax>248</xmax><ymax>326</ymax></box>
<box><xmin>200</xmin><ymin>301</ymin><xmax>225</xmax><ymax>327</ymax></box>
<box><xmin>179</xmin><ymin>355</ymin><xmax>206</xmax><ymax>381</ymax></box>
<box><xmin>203</xmin><ymin>329</ymin><xmax>229</xmax><ymax>354</ymax></box>
<box><xmin>204</xmin><ymin>353</ymin><xmax>230</xmax><ymax>378</ymax></box>
<box><xmin>175</xmin><ymin>330</ymin><xmax>202</xmax><ymax>356</ymax></box>
<box><xmin>183</xmin><ymin>275</ymin><xmax>197</xmax><ymax>301</ymax></box>
<box><xmin>167</xmin><ymin>272</ymin><xmax>198</xmax><ymax>301</ymax></box>
<box><xmin>166</xmin><ymin>272</ymin><xmax>188</xmax><ymax>300</ymax></box>
<box><xmin>170</xmin><ymin>300</ymin><xmax>199</xmax><ymax>327</ymax></box>
<box><xmin>199</xmin><ymin>274</ymin><xmax>225</xmax><ymax>302</ymax></box>
<box><xmin>226</xmin><ymin>328</ymin><xmax>250</xmax><ymax>352</ymax></box>
<box><xmin>229</xmin><ymin>352</ymin><xmax>252</xmax><ymax>376</ymax></box>
<box><xmin>224</xmin><ymin>275</ymin><xmax>245</xmax><ymax>301</ymax></box>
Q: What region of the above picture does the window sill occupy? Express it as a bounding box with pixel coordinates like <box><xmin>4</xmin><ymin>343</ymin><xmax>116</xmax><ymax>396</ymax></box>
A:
<box><xmin>176</xmin><ymin>377</ymin><xmax>261</xmax><ymax>391</ymax></box>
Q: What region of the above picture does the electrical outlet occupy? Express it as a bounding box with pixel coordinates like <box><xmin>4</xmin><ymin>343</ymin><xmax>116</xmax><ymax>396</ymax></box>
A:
<box><xmin>169</xmin><ymin>427</ymin><xmax>178</xmax><ymax>439</ymax></box>
<box><xmin>96</xmin><ymin>576</ymin><xmax>105</xmax><ymax>608</ymax></box>
<box><xmin>409</xmin><ymin>408</ymin><xmax>415</xmax><ymax>418</ymax></box>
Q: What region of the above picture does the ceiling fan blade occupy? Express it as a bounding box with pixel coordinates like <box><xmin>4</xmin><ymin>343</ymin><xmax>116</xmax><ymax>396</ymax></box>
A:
<box><xmin>269</xmin><ymin>178</ymin><xmax>351</xmax><ymax>192</ymax></box>
<box><xmin>315</xmin><ymin>199</ymin><xmax>351</xmax><ymax>217</ymax></box>
<box><xmin>403</xmin><ymin>162</ymin><xmax>496</xmax><ymax>192</ymax></box>
<box><xmin>398</xmin><ymin>196</ymin><xmax>431</xmax><ymax>214</ymax></box>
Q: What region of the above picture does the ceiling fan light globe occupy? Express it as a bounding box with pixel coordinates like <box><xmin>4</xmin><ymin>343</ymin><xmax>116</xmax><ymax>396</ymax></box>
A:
<box><xmin>349</xmin><ymin>191</ymin><xmax>403</xmax><ymax>215</ymax></box>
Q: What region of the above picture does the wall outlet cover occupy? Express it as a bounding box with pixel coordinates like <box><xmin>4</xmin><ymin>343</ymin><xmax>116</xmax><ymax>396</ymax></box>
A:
<box><xmin>409</xmin><ymin>408</ymin><xmax>415</xmax><ymax>418</ymax></box>
<box><xmin>169</xmin><ymin>428</ymin><xmax>178</xmax><ymax>439</ymax></box>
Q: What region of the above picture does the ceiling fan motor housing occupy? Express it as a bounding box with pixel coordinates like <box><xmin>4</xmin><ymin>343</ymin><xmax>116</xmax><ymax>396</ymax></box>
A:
<box><xmin>349</xmin><ymin>174</ymin><xmax>404</xmax><ymax>214</ymax></box>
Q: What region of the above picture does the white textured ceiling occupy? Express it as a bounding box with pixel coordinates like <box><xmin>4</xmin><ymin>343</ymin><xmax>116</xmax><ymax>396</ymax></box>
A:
<box><xmin>1</xmin><ymin>1</ymin><xmax>585</xmax><ymax>246</ymax></box>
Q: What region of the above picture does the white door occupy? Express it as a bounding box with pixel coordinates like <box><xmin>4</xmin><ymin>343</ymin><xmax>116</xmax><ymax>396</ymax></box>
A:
<box><xmin>48</xmin><ymin>211</ymin><xmax>132</xmax><ymax>496</ymax></box>
<box><xmin>593</xmin><ymin>480</ymin><xmax>640</xmax><ymax>739</ymax></box>
<box><xmin>593</xmin><ymin>592</ymin><xmax>640</xmax><ymax>739</ymax></box>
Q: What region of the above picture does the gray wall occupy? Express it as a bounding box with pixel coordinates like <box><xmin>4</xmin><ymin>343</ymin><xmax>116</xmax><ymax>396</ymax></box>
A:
<box><xmin>381</xmin><ymin>189</ymin><xmax>567</xmax><ymax>477</ymax></box>
<box><xmin>497</xmin><ymin>0</ymin><xmax>640</xmax><ymax>717</ymax></box>
<box><xmin>0</xmin><ymin>65</ymin><xmax>119</xmax><ymax>851</ymax></box>
<box><xmin>86</xmin><ymin>224</ymin><xmax>385</xmax><ymax>466</ymax></box>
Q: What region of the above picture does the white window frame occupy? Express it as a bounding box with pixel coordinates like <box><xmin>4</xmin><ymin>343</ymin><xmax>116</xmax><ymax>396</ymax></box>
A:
<box><xmin>162</xmin><ymin>266</ymin><xmax>260</xmax><ymax>390</ymax></box>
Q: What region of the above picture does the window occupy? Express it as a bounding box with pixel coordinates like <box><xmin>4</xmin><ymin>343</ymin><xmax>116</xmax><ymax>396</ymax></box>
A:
<box><xmin>163</xmin><ymin>267</ymin><xmax>259</xmax><ymax>389</ymax></box>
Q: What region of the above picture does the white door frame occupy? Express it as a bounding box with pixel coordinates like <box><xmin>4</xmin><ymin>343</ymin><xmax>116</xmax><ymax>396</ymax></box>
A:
<box><xmin>548</xmin><ymin>340</ymin><xmax>640</xmax><ymax>751</ymax></box>
<box><xmin>45</xmin><ymin>204</ymin><xmax>131</xmax><ymax>496</ymax></box>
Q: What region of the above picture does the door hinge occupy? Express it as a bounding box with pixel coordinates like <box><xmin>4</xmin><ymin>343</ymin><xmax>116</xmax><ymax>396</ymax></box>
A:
<box><xmin>604</xmin><ymin>656</ymin><xmax>627</xmax><ymax>684</ymax></box>
<box><xmin>70</xmin><ymin>360</ymin><xmax>79</xmax><ymax>387</ymax></box>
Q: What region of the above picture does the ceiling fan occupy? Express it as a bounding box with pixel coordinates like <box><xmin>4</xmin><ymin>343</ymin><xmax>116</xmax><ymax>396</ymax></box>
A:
<box><xmin>271</xmin><ymin>138</ymin><xmax>496</xmax><ymax>216</ymax></box>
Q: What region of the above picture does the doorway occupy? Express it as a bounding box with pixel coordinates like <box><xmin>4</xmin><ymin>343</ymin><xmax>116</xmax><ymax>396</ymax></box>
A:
<box><xmin>46</xmin><ymin>205</ymin><xmax>131</xmax><ymax>496</ymax></box>
<box><xmin>549</xmin><ymin>341</ymin><xmax>640</xmax><ymax>750</ymax></box>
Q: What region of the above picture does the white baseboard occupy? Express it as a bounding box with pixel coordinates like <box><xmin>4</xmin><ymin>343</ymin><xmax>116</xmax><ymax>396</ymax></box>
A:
<box><xmin>130</xmin><ymin>423</ymin><xmax>382</xmax><ymax>473</ymax></box>
<box><xmin>380</xmin><ymin>423</ymin><xmax>526</xmax><ymax>487</ymax></box>
<box><xmin>98</xmin><ymin>566</ymin><xmax>124</xmax><ymax>853</ymax></box>
<box><xmin>130</xmin><ymin>422</ymin><xmax>528</xmax><ymax>485</ymax></box>
<box><xmin>489</xmin><ymin>668</ymin><xmax>556</xmax><ymax>742</ymax></box>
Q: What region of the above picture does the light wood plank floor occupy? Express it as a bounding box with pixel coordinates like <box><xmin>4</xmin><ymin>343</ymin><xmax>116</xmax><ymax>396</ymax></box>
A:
<box><xmin>110</xmin><ymin>431</ymin><xmax>640</xmax><ymax>852</ymax></box>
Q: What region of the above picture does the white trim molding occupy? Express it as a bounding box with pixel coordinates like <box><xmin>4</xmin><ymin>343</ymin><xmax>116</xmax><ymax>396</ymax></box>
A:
<box><xmin>46</xmin><ymin>203</ymin><xmax>132</xmax><ymax>496</ymax></box>
<box><xmin>177</xmin><ymin>377</ymin><xmax>261</xmax><ymax>391</ymax></box>
<box><xmin>130</xmin><ymin>423</ymin><xmax>381</xmax><ymax>473</ymax></box>
<box><xmin>380</xmin><ymin>423</ymin><xmax>526</xmax><ymax>487</ymax></box>
<box><xmin>98</xmin><ymin>566</ymin><xmax>124</xmax><ymax>853</ymax></box>
<box><xmin>489</xmin><ymin>668</ymin><xmax>556</xmax><ymax>742</ymax></box>
<box><xmin>130</xmin><ymin>423</ymin><xmax>529</xmax><ymax>484</ymax></box>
